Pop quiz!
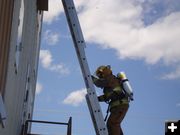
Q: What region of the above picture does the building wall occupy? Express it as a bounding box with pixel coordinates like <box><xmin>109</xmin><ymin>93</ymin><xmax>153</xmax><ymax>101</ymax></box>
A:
<box><xmin>0</xmin><ymin>0</ymin><xmax>14</xmax><ymax>96</ymax></box>
<box><xmin>0</xmin><ymin>0</ymin><xmax>45</xmax><ymax>135</ymax></box>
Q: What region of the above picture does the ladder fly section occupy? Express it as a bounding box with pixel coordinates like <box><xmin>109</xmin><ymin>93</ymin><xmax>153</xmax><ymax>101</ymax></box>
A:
<box><xmin>61</xmin><ymin>0</ymin><xmax>108</xmax><ymax>135</ymax></box>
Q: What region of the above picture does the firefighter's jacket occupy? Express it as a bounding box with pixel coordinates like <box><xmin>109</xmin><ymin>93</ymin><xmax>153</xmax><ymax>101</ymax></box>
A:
<box><xmin>92</xmin><ymin>75</ymin><xmax>129</xmax><ymax>109</ymax></box>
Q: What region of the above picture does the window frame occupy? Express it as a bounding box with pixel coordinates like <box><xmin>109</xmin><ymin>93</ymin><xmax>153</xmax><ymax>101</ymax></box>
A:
<box><xmin>15</xmin><ymin>0</ymin><xmax>25</xmax><ymax>74</ymax></box>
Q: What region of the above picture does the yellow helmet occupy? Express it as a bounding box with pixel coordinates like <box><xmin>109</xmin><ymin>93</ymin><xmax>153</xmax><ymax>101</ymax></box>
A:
<box><xmin>95</xmin><ymin>65</ymin><xmax>112</xmax><ymax>78</ymax></box>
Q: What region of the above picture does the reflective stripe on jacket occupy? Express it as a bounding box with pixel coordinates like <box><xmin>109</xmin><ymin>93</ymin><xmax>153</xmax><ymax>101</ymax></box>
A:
<box><xmin>109</xmin><ymin>98</ymin><xmax>129</xmax><ymax>109</ymax></box>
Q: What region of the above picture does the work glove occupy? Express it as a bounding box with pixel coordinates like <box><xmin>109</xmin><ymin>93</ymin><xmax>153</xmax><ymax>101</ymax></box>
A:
<box><xmin>98</xmin><ymin>95</ymin><xmax>109</xmax><ymax>102</ymax></box>
<box><xmin>91</xmin><ymin>75</ymin><xmax>98</xmax><ymax>82</ymax></box>
<box><xmin>98</xmin><ymin>95</ymin><xmax>105</xmax><ymax>102</ymax></box>
<box><xmin>91</xmin><ymin>75</ymin><xmax>95</xmax><ymax>79</ymax></box>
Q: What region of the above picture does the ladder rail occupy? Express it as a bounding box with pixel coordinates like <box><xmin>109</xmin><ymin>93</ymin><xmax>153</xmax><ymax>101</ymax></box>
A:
<box><xmin>61</xmin><ymin>0</ymin><xmax>108</xmax><ymax>135</ymax></box>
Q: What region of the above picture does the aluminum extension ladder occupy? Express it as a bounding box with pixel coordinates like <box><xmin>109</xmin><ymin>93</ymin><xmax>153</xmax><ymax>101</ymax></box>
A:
<box><xmin>61</xmin><ymin>0</ymin><xmax>108</xmax><ymax>135</ymax></box>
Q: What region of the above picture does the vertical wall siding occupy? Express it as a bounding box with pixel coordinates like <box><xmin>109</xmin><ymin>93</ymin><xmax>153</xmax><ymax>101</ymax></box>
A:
<box><xmin>14</xmin><ymin>0</ymin><xmax>40</xmax><ymax>133</ymax></box>
<box><xmin>0</xmin><ymin>0</ymin><xmax>44</xmax><ymax>134</ymax></box>
<box><xmin>0</xmin><ymin>0</ymin><xmax>14</xmax><ymax>95</ymax></box>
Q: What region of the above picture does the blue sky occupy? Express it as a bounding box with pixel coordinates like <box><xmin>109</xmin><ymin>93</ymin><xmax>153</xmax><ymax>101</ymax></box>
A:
<box><xmin>32</xmin><ymin>0</ymin><xmax>180</xmax><ymax>134</ymax></box>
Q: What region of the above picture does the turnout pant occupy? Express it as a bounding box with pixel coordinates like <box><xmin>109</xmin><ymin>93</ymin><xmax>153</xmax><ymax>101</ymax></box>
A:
<box><xmin>107</xmin><ymin>104</ymin><xmax>129</xmax><ymax>135</ymax></box>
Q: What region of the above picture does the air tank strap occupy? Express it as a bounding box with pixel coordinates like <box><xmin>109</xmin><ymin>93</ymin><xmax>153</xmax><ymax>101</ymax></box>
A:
<box><xmin>121</xmin><ymin>79</ymin><xmax>128</xmax><ymax>83</ymax></box>
<box><xmin>104</xmin><ymin>103</ymin><xmax>110</xmax><ymax>122</ymax></box>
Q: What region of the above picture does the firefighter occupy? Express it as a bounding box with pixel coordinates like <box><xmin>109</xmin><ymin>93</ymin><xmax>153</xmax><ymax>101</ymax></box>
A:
<box><xmin>92</xmin><ymin>65</ymin><xmax>129</xmax><ymax>135</ymax></box>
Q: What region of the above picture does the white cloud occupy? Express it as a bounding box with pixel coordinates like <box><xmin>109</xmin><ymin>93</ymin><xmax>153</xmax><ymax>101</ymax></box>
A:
<box><xmin>43</xmin><ymin>0</ymin><xmax>64</xmax><ymax>24</ymax></box>
<box><xmin>49</xmin><ymin>64</ymin><xmax>70</xmax><ymax>75</ymax></box>
<box><xmin>73</xmin><ymin>0</ymin><xmax>180</xmax><ymax>80</ymax></box>
<box><xmin>43</xmin><ymin>0</ymin><xmax>90</xmax><ymax>24</ymax></box>
<box><xmin>17</xmin><ymin>0</ymin><xmax>24</xmax><ymax>40</ymax></box>
<box><xmin>40</xmin><ymin>50</ymin><xmax>52</xmax><ymax>68</ymax></box>
<box><xmin>44</xmin><ymin>0</ymin><xmax>180</xmax><ymax>79</ymax></box>
<box><xmin>39</xmin><ymin>50</ymin><xmax>70</xmax><ymax>75</ymax></box>
<box><xmin>44</xmin><ymin>30</ymin><xmax>60</xmax><ymax>45</ymax></box>
<box><xmin>36</xmin><ymin>82</ymin><xmax>43</xmax><ymax>95</ymax></box>
<box><xmin>161</xmin><ymin>66</ymin><xmax>180</xmax><ymax>80</ymax></box>
<box><xmin>63</xmin><ymin>88</ymin><xmax>87</xmax><ymax>106</ymax></box>
<box><xmin>78</xmin><ymin>0</ymin><xmax>180</xmax><ymax>66</ymax></box>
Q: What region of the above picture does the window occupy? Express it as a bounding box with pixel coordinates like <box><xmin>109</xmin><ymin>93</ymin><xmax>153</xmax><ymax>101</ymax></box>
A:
<box><xmin>21</xmin><ymin>64</ymin><xmax>30</xmax><ymax>125</ymax></box>
<box><xmin>0</xmin><ymin>94</ymin><xmax>7</xmax><ymax>128</ymax></box>
<box><xmin>21</xmin><ymin>65</ymin><xmax>34</xmax><ymax>124</ymax></box>
<box><xmin>15</xmin><ymin>0</ymin><xmax>25</xmax><ymax>73</ymax></box>
<box><xmin>34</xmin><ymin>12</ymin><xmax>43</xmax><ymax>78</ymax></box>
